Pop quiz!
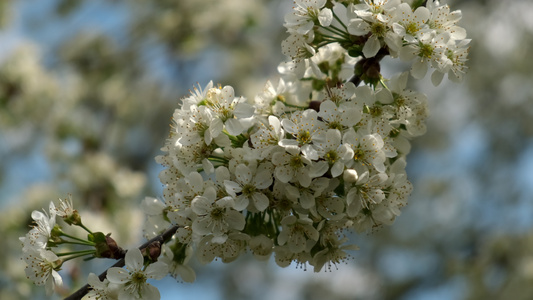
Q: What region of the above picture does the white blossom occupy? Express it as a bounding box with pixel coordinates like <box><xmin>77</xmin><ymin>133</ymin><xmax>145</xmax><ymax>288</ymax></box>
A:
<box><xmin>284</xmin><ymin>0</ymin><xmax>332</xmax><ymax>35</ymax></box>
<box><xmin>107</xmin><ymin>248</ymin><xmax>168</xmax><ymax>300</ymax></box>
<box><xmin>22</xmin><ymin>248</ymin><xmax>62</xmax><ymax>296</ymax></box>
<box><xmin>224</xmin><ymin>163</ymin><xmax>273</xmax><ymax>212</ymax></box>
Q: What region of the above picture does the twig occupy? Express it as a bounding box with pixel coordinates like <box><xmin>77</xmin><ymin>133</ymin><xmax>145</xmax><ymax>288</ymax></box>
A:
<box><xmin>64</xmin><ymin>225</ymin><xmax>180</xmax><ymax>300</ymax></box>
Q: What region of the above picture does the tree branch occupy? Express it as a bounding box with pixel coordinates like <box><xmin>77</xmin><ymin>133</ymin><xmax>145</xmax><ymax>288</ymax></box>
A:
<box><xmin>64</xmin><ymin>225</ymin><xmax>180</xmax><ymax>300</ymax></box>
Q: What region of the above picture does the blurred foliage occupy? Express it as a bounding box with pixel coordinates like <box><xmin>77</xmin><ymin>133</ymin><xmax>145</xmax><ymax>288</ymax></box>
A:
<box><xmin>1</xmin><ymin>0</ymin><xmax>533</xmax><ymax>299</ymax></box>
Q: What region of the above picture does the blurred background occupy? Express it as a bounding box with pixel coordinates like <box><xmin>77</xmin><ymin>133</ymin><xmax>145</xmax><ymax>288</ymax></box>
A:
<box><xmin>1</xmin><ymin>0</ymin><xmax>532</xmax><ymax>299</ymax></box>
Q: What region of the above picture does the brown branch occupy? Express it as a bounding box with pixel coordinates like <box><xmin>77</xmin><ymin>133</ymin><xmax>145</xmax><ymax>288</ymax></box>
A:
<box><xmin>64</xmin><ymin>225</ymin><xmax>180</xmax><ymax>300</ymax></box>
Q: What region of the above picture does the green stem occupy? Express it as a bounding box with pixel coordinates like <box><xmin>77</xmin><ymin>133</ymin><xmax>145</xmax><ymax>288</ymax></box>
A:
<box><xmin>330</xmin><ymin>24</ymin><xmax>350</xmax><ymax>37</ymax></box>
<box><xmin>57</xmin><ymin>250</ymin><xmax>96</xmax><ymax>262</ymax></box>
<box><xmin>332</xmin><ymin>11</ymin><xmax>348</xmax><ymax>30</ymax></box>
<box><xmin>320</xmin><ymin>25</ymin><xmax>350</xmax><ymax>40</ymax></box>
<box><xmin>208</xmin><ymin>156</ymin><xmax>229</xmax><ymax>163</ymax></box>
<box><xmin>379</xmin><ymin>77</ymin><xmax>390</xmax><ymax>92</ymax></box>
<box><xmin>78</xmin><ymin>223</ymin><xmax>93</xmax><ymax>235</ymax></box>
<box><xmin>319</xmin><ymin>34</ymin><xmax>342</xmax><ymax>42</ymax></box>
<box><xmin>60</xmin><ymin>240</ymin><xmax>96</xmax><ymax>247</ymax></box>
<box><xmin>317</xmin><ymin>40</ymin><xmax>338</xmax><ymax>48</ymax></box>
<box><xmin>282</xmin><ymin>102</ymin><xmax>309</xmax><ymax>109</ymax></box>
<box><xmin>60</xmin><ymin>232</ymin><xmax>95</xmax><ymax>246</ymax></box>
<box><xmin>56</xmin><ymin>250</ymin><xmax>95</xmax><ymax>257</ymax></box>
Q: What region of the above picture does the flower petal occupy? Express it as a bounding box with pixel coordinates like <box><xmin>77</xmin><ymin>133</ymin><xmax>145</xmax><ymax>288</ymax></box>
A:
<box><xmin>125</xmin><ymin>248</ymin><xmax>143</xmax><ymax>272</ymax></box>
<box><xmin>363</xmin><ymin>35</ymin><xmax>380</xmax><ymax>58</ymax></box>
<box><xmin>106</xmin><ymin>267</ymin><xmax>131</xmax><ymax>284</ymax></box>
<box><xmin>145</xmin><ymin>261</ymin><xmax>168</xmax><ymax>280</ymax></box>
<box><xmin>252</xmin><ymin>193</ymin><xmax>269</xmax><ymax>211</ymax></box>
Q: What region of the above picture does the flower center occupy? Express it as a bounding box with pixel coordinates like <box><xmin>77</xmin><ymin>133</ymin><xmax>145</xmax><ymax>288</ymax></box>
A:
<box><xmin>394</xmin><ymin>94</ymin><xmax>406</xmax><ymax>107</ymax></box>
<box><xmin>132</xmin><ymin>271</ymin><xmax>147</xmax><ymax>283</ymax></box>
<box><xmin>405</xmin><ymin>22</ymin><xmax>419</xmax><ymax>36</ymax></box>
<box><xmin>195</xmin><ymin>122</ymin><xmax>208</xmax><ymax>137</ymax></box>
<box><xmin>326</xmin><ymin>150</ymin><xmax>339</xmax><ymax>164</ymax></box>
<box><xmin>369</xmin><ymin>105</ymin><xmax>382</xmax><ymax>117</ymax></box>
<box><xmin>306</xmin><ymin>6</ymin><xmax>320</xmax><ymax>21</ymax></box>
<box><xmin>419</xmin><ymin>43</ymin><xmax>434</xmax><ymax>59</ymax></box>
<box><xmin>289</xmin><ymin>155</ymin><xmax>304</xmax><ymax>168</ymax></box>
<box><xmin>242</xmin><ymin>184</ymin><xmax>257</xmax><ymax>197</ymax></box>
<box><xmin>210</xmin><ymin>207</ymin><xmax>225</xmax><ymax>220</ymax></box>
<box><xmin>370</xmin><ymin>22</ymin><xmax>387</xmax><ymax>38</ymax></box>
<box><xmin>297</xmin><ymin>130</ymin><xmax>312</xmax><ymax>145</ymax></box>
<box><xmin>353</xmin><ymin>149</ymin><xmax>366</xmax><ymax>161</ymax></box>
<box><xmin>328</xmin><ymin>121</ymin><xmax>343</xmax><ymax>130</ymax></box>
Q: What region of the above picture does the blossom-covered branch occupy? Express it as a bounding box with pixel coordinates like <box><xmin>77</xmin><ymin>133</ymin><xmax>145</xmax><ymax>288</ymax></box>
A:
<box><xmin>64</xmin><ymin>225</ymin><xmax>180</xmax><ymax>300</ymax></box>
<box><xmin>20</xmin><ymin>0</ymin><xmax>469</xmax><ymax>298</ymax></box>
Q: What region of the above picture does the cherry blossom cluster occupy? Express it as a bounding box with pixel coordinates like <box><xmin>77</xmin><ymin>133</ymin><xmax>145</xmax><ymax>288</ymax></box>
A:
<box><xmin>147</xmin><ymin>0</ymin><xmax>469</xmax><ymax>281</ymax></box>
<box><xmin>282</xmin><ymin>0</ymin><xmax>470</xmax><ymax>85</ymax></box>
<box><xmin>20</xmin><ymin>0</ymin><xmax>469</xmax><ymax>298</ymax></box>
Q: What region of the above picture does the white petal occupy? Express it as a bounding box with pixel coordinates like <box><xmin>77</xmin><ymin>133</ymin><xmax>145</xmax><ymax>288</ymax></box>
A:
<box><xmin>106</xmin><ymin>267</ymin><xmax>131</xmax><ymax>284</ymax></box>
<box><xmin>216</xmin><ymin>166</ymin><xmax>231</xmax><ymax>183</ymax></box>
<box><xmin>341</xmin><ymin>107</ymin><xmax>362</xmax><ymax>127</ymax></box>
<box><xmin>177</xmin><ymin>265</ymin><xmax>196</xmax><ymax>283</ymax></box>
<box><xmin>253</xmin><ymin>170</ymin><xmax>273</xmax><ymax>189</ymax></box>
<box><xmin>225</xmin><ymin>119</ymin><xmax>244</xmax><ymax>136</ymax></box>
<box><xmin>192</xmin><ymin>218</ymin><xmax>212</xmax><ymax>236</ymax></box>
<box><xmin>431</xmin><ymin>70</ymin><xmax>444</xmax><ymax>86</ymax></box>
<box><xmin>392</xmin><ymin>23</ymin><xmax>406</xmax><ymax>36</ymax></box>
<box><xmin>399</xmin><ymin>45</ymin><xmax>418</xmax><ymax>61</ymax></box>
<box><xmin>51</xmin><ymin>270</ymin><xmax>63</xmax><ymax>287</ymax></box>
<box><xmin>296</xmin><ymin>170</ymin><xmax>312</xmax><ymax>187</ymax></box>
<box><xmin>300</xmin><ymin>192</ymin><xmax>315</xmax><ymax>209</ymax></box>
<box><xmin>234</xmin><ymin>102</ymin><xmax>255</xmax><ymax>118</ymax></box>
<box><xmin>125</xmin><ymin>248</ymin><xmax>143</xmax><ymax>272</ymax></box>
<box><xmin>226</xmin><ymin>210</ymin><xmax>246</xmax><ymax>230</ymax></box>
<box><xmin>301</xmin><ymin>144</ymin><xmax>318</xmax><ymax>160</ymax></box>
<box><xmin>376</xmin><ymin>88</ymin><xmax>393</xmax><ymax>104</ymax></box>
<box><xmin>331</xmin><ymin>161</ymin><xmax>344</xmax><ymax>178</ymax></box>
<box><xmin>348</xmin><ymin>19</ymin><xmax>370</xmax><ymax>36</ymax></box>
<box><xmin>233</xmin><ymin>195</ymin><xmax>249</xmax><ymax>211</ymax></box>
<box><xmin>279</xmin><ymin>139</ymin><xmax>299</xmax><ymax>148</ymax></box>
<box><xmin>318</xmin><ymin>8</ymin><xmax>333</xmax><ymax>27</ymax></box>
<box><xmin>188</xmin><ymin>172</ymin><xmax>204</xmax><ymax>193</ymax></box>
<box><xmin>224</xmin><ymin>180</ymin><xmax>242</xmax><ymax>196</ymax></box>
<box><xmin>141</xmin><ymin>197</ymin><xmax>165</xmax><ymax>215</ymax></box>
<box><xmin>87</xmin><ymin>273</ymin><xmax>104</xmax><ymax>289</ymax></box>
<box><xmin>202</xmin><ymin>158</ymin><xmax>215</xmax><ymax>174</ymax></box>
<box><xmin>45</xmin><ymin>276</ymin><xmax>54</xmax><ymax>296</ymax></box>
<box><xmin>191</xmin><ymin>196</ymin><xmax>212</xmax><ymax>215</ymax></box>
<box><xmin>252</xmin><ymin>193</ymin><xmax>269</xmax><ymax>211</ymax></box>
<box><xmin>363</xmin><ymin>35</ymin><xmax>380</xmax><ymax>58</ymax></box>
<box><xmin>308</xmin><ymin>161</ymin><xmax>329</xmax><ymax>178</ymax></box>
<box><xmin>275</xmin><ymin>166</ymin><xmax>293</xmax><ymax>183</ymax></box>
<box><xmin>216</xmin><ymin>196</ymin><xmax>235</xmax><ymax>209</ymax></box>
<box><xmin>414</xmin><ymin>6</ymin><xmax>430</xmax><ymax>23</ymax></box>
<box><xmin>280</xmin><ymin>118</ymin><xmax>298</xmax><ymax>134</ymax></box>
<box><xmin>139</xmin><ymin>284</ymin><xmax>161</xmax><ymax>300</ymax></box>
<box><xmin>221</xmin><ymin>86</ymin><xmax>234</xmax><ymax>101</ymax></box>
<box><xmin>31</xmin><ymin>210</ymin><xmax>46</xmax><ymax>222</ymax></box>
<box><xmin>145</xmin><ymin>261</ymin><xmax>168</xmax><ymax>280</ymax></box>
<box><xmin>411</xmin><ymin>59</ymin><xmax>428</xmax><ymax>79</ymax></box>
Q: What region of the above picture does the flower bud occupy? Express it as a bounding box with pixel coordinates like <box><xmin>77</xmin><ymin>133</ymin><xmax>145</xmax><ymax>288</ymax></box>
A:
<box><xmin>146</xmin><ymin>241</ymin><xmax>162</xmax><ymax>262</ymax></box>
<box><xmin>343</xmin><ymin>169</ymin><xmax>358</xmax><ymax>183</ymax></box>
